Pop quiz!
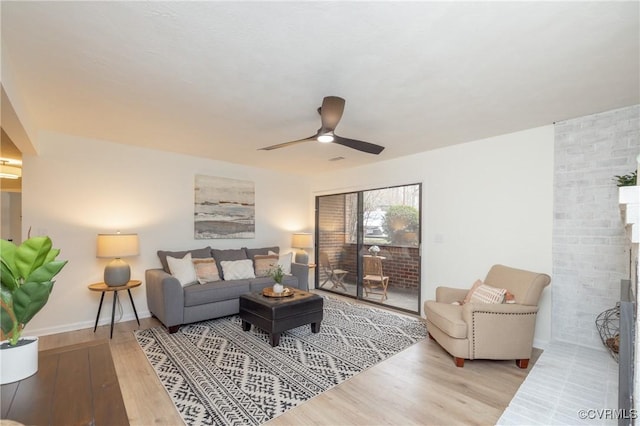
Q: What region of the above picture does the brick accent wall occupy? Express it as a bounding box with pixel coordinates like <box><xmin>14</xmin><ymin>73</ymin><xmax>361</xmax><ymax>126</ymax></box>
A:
<box><xmin>341</xmin><ymin>245</ymin><xmax>420</xmax><ymax>290</ymax></box>
<box><xmin>553</xmin><ymin>105</ymin><xmax>639</xmax><ymax>348</ymax></box>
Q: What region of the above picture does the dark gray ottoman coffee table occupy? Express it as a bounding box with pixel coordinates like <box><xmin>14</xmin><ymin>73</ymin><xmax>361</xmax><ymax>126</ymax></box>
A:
<box><xmin>239</xmin><ymin>288</ymin><xmax>323</xmax><ymax>347</ymax></box>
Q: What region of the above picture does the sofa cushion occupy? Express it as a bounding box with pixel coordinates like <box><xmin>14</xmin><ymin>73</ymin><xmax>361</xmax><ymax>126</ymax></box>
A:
<box><xmin>183</xmin><ymin>279</ymin><xmax>251</xmax><ymax>306</ymax></box>
<box><xmin>158</xmin><ymin>246</ymin><xmax>212</xmax><ymax>273</ymax></box>
<box><xmin>281</xmin><ymin>274</ymin><xmax>299</xmax><ymax>287</ymax></box>
<box><xmin>425</xmin><ymin>301</ymin><xmax>467</xmax><ymax>339</ymax></box>
<box><xmin>249</xmin><ymin>277</ymin><xmax>277</xmax><ymax>292</ymax></box>
<box><xmin>245</xmin><ymin>246</ymin><xmax>279</xmax><ymax>260</ymax></box>
<box><xmin>212</xmin><ymin>248</ymin><xmax>248</xmax><ymax>262</ymax></box>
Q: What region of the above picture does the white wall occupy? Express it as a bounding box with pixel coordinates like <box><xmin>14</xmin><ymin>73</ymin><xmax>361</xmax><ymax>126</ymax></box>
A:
<box><xmin>310</xmin><ymin>126</ymin><xmax>555</xmax><ymax>346</ymax></box>
<box><xmin>21</xmin><ymin>131</ymin><xmax>312</xmax><ymax>336</ymax></box>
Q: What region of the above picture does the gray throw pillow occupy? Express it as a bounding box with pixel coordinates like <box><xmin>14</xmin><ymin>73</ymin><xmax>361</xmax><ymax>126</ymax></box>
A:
<box><xmin>245</xmin><ymin>246</ymin><xmax>279</xmax><ymax>260</ymax></box>
<box><xmin>158</xmin><ymin>247</ymin><xmax>212</xmax><ymax>273</ymax></box>
<box><xmin>211</xmin><ymin>248</ymin><xmax>248</xmax><ymax>279</ymax></box>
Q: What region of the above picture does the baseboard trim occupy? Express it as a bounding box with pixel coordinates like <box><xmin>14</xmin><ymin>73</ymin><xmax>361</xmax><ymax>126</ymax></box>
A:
<box><xmin>24</xmin><ymin>310</ymin><xmax>152</xmax><ymax>337</ymax></box>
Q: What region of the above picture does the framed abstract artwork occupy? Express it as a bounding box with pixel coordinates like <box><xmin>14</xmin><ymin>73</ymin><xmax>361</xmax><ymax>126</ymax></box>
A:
<box><xmin>194</xmin><ymin>175</ymin><xmax>255</xmax><ymax>239</ymax></box>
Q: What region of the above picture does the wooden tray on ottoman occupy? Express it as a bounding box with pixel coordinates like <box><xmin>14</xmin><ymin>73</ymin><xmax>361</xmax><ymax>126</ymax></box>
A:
<box><xmin>239</xmin><ymin>288</ymin><xmax>323</xmax><ymax>347</ymax></box>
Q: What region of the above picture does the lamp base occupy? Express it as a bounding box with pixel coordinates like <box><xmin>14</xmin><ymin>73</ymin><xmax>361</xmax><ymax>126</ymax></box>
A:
<box><xmin>294</xmin><ymin>250</ymin><xmax>309</xmax><ymax>264</ymax></box>
<box><xmin>104</xmin><ymin>259</ymin><xmax>130</xmax><ymax>287</ymax></box>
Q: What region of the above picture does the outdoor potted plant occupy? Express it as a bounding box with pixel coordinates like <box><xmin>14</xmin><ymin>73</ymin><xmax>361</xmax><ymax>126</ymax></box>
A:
<box><xmin>615</xmin><ymin>170</ymin><xmax>639</xmax><ymax>210</ymax></box>
<box><xmin>0</xmin><ymin>236</ymin><xmax>68</xmax><ymax>384</ymax></box>
<box><xmin>614</xmin><ymin>170</ymin><xmax>637</xmax><ymax>187</ymax></box>
<box><xmin>269</xmin><ymin>264</ymin><xmax>285</xmax><ymax>293</ymax></box>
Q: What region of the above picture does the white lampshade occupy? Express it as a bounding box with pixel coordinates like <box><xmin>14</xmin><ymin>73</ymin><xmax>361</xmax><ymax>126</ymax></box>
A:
<box><xmin>291</xmin><ymin>233</ymin><xmax>313</xmax><ymax>249</ymax></box>
<box><xmin>292</xmin><ymin>233</ymin><xmax>313</xmax><ymax>264</ymax></box>
<box><xmin>97</xmin><ymin>233</ymin><xmax>139</xmax><ymax>258</ymax></box>
<box><xmin>97</xmin><ymin>233</ymin><xmax>139</xmax><ymax>286</ymax></box>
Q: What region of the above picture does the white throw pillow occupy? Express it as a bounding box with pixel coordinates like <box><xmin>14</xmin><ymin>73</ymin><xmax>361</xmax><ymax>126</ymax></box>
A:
<box><xmin>220</xmin><ymin>259</ymin><xmax>256</xmax><ymax>280</ymax></box>
<box><xmin>269</xmin><ymin>250</ymin><xmax>292</xmax><ymax>275</ymax></box>
<box><xmin>167</xmin><ymin>252</ymin><xmax>198</xmax><ymax>286</ymax></box>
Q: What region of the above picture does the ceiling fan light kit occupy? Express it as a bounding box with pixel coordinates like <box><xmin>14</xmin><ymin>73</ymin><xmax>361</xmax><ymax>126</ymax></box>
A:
<box><xmin>260</xmin><ymin>96</ymin><xmax>385</xmax><ymax>155</ymax></box>
<box><xmin>317</xmin><ymin>133</ymin><xmax>334</xmax><ymax>143</ymax></box>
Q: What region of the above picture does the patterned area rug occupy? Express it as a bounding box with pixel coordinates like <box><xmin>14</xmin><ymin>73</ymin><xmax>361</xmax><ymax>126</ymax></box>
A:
<box><xmin>135</xmin><ymin>296</ymin><xmax>427</xmax><ymax>426</ymax></box>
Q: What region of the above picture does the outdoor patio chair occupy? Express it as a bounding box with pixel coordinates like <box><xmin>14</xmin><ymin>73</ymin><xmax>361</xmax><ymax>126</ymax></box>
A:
<box><xmin>362</xmin><ymin>255</ymin><xmax>389</xmax><ymax>302</ymax></box>
<box><xmin>319</xmin><ymin>251</ymin><xmax>348</xmax><ymax>291</ymax></box>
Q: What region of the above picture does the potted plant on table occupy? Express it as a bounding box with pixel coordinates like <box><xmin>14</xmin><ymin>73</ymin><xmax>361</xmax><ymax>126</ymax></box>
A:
<box><xmin>0</xmin><ymin>236</ymin><xmax>68</xmax><ymax>384</ymax></box>
<box><xmin>269</xmin><ymin>264</ymin><xmax>285</xmax><ymax>294</ymax></box>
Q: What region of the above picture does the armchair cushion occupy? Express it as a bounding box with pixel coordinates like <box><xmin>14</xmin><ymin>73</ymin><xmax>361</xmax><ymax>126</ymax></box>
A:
<box><xmin>424</xmin><ymin>301</ymin><xmax>467</xmax><ymax>339</ymax></box>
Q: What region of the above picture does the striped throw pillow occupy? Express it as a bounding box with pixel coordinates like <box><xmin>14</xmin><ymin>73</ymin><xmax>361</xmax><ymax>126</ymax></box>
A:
<box><xmin>253</xmin><ymin>254</ymin><xmax>279</xmax><ymax>277</ymax></box>
<box><xmin>469</xmin><ymin>284</ymin><xmax>507</xmax><ymax>304</ymax></box>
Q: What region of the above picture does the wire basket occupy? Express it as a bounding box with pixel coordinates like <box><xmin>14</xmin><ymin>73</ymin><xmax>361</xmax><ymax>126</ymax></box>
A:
<box><xmin>595</xmin><ymin>304</ymin><xmax>620</xmax><ymax>362</ymax></box>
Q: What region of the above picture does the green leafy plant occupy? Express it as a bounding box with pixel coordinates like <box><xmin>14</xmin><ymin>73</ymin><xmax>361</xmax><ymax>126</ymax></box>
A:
<box><xmin>1</xmin><ymin>237</ymin><xmax>67</xmax><ymax>346</ymax></box>
<box><xmin>614</xmin><ymin>171</ymin><xmax>637</xmax><ymax>187</ymax></box>
<box><xmin>383</xmin><ymin>205</ymin><xmax>419</xmax><ymax>245</ymax></box>
<box><xmin>268</xmin><ymin>264</ymin><xmax>285</xmax><ymax>284</ymax></box>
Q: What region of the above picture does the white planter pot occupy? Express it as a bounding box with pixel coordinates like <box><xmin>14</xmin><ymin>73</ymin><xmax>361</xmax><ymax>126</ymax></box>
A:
<box><xmin>0</xmin><ymin>337</ymin><xmax>38</xmax><ymax>384</ymax></box>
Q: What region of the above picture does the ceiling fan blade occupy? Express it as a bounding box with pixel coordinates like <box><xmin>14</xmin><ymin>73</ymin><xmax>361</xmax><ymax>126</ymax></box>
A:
<box><xmin>258</xmin><ymin>135</ymin><xmax>317</xmax><ymax>151</ymax></box>
<box><xmin>333</xmin><ymin>135</ymin><xmax>385</xmax><ymax>155</ymax></box>
<box><xmin>319</xmin><ymin>96</ymin><xmax>345</xmax><ymax>132</ymax></box>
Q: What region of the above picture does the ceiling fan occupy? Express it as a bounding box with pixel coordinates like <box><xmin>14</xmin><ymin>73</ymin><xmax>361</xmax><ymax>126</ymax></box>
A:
<box><xmin>259</xmin><ymin>96</ymin><xmax>385</xmax><ymax>155</ymax></box>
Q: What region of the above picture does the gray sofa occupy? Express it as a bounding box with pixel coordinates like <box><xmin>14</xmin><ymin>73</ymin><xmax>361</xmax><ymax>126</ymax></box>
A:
<box><xmin>145</xmin><ymin>246</ymin><xmax>309</xmax><ymax>333</ymax></box>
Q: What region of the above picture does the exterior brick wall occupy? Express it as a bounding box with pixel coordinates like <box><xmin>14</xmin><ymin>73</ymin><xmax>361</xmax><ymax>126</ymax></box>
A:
<box><xmin>341</xmin><ymin>245</ymin><xmax>420</xmax><ymax>290</ymax></box>
<box><xmin>553</xmin><ymin>105</ymin><xmax>639</xmax><ymax>348</ymax></box>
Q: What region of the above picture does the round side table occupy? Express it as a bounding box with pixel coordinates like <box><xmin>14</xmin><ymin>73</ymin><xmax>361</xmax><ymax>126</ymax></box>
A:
<box><xmin>88</xmin><ymin>280</ymin><xmax>141</xmax><ymax>338</ymax></box>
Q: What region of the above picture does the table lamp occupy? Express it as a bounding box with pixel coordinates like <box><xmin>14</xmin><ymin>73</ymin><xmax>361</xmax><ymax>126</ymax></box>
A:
<box><xmin>97</xmin><ymin>233</ymin><xmax>139</xmax><ymax>286</ymax></box>
<box><xmin>291</xmin><ymin>232</ymin><xmax>313</xmax><ymax>264</ymax></box>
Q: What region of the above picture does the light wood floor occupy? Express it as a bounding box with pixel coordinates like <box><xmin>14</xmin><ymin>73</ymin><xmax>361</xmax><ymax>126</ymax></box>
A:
<box><xmin>37</xmin><ymin>302</ymin><xmax>540</xmax><ymax>426</ymax></box>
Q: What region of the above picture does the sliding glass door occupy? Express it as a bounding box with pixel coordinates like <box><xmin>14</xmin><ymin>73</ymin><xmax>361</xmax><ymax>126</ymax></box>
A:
<box><xmin>315</xmin><ymin>184</ymin><xmax>421</xmax><ymax>313</ymax></box>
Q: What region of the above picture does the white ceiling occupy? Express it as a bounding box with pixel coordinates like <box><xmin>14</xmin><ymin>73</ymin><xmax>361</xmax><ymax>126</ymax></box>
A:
<box><xmin>1</xmin><ymin>1</ymin><xmax>638</xmax><ymax>175</ymax></box>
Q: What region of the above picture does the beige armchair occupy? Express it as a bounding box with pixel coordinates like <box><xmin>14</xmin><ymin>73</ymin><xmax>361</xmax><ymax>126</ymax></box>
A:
<box><xmin>424</xmin><ymin>264</ymin><xmax>550</xmax><ymax>368</ymax></box>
